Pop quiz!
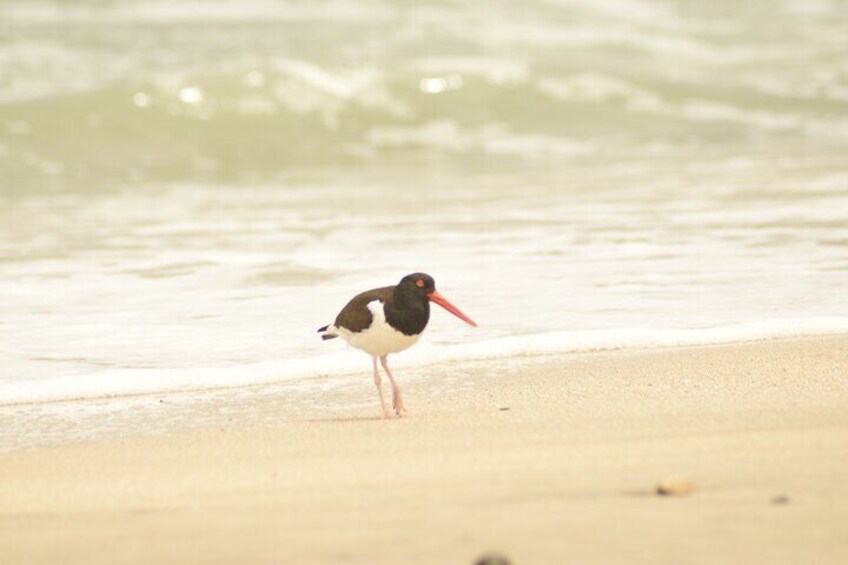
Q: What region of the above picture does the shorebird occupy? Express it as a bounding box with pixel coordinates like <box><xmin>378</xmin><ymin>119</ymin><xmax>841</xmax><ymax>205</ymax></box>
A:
<box><xmin>318</xmin><ymin>273</ymin><xmax>477</xmax><ymax>418</ymax></box>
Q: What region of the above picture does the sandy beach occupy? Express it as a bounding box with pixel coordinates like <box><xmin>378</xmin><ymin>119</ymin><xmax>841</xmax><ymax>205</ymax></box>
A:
<box><xmin>1</xmin><ymin>335</ymin><xmax>846</xmax><ymax>564</ymax></box>
<box><xmin>5</xmin><ymin>1</ymin><xmax>848</xmax><ymax>563</ymax></box>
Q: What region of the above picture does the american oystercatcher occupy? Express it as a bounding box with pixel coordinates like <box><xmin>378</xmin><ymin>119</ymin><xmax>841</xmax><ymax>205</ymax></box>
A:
<box><xmin>318</xmin><ymin>273</ymin><xmax>477</xmax><ymax>418</ymax></box>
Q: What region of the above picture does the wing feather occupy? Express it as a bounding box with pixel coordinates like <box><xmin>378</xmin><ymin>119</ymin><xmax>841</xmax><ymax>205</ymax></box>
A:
<box><xmin>334</xmin><ymin>286</ymin><xmax>394</xmax><ymax>333</ymax></box>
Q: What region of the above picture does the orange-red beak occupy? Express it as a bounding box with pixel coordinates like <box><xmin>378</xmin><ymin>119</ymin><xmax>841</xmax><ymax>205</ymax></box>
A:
<box><xmin>427</xmin><ymin>291</ymin><xmax>478</xmax><ymax>327</ymax></box>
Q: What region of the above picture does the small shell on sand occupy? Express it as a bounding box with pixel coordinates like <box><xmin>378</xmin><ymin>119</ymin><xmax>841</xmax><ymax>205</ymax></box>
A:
<box><xmin>656</xmin><ymin>478</ymin><xmax>695</xmax><ymax>496</ymax></box>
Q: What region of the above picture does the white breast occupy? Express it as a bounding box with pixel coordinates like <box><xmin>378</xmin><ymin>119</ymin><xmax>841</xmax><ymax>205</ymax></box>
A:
<box><xmin>337</xmin><ymin>300</ymin><xmax>421</xmax><ymax>357</ymax></box>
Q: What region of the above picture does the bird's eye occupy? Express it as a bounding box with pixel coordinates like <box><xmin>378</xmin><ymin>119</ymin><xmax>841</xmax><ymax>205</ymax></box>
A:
<box><xmin>416</xmin><ymin>279</ymin><xmax>425</xmax><ymax>288</ymax></box>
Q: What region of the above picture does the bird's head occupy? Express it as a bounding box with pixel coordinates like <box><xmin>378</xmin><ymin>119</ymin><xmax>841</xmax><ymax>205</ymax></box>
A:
<box><xmin>399</xmin><ymin>272</ymin><xmax>477</xmax><ymax>327</ymax></box>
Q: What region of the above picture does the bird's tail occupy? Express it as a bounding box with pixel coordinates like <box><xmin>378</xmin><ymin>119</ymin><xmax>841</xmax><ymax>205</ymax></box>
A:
<box><xmin>317</xmin><ymin>324</ymin><xmax>338</xmax><ymax>341</ymax></box>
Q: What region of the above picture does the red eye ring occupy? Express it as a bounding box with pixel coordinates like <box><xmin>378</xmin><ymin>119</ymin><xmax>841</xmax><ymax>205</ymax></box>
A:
<box><xmin>416</xmin><ymin>279</ymin><xmax>425</xmax><ymax>288</ymax></box>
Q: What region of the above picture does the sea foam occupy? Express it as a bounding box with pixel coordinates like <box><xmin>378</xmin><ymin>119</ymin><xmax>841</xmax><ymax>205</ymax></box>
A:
<box><xmin>2</xmin><ymin>318</ymin><xmax>846</xmax><ymax>406</ymax></box>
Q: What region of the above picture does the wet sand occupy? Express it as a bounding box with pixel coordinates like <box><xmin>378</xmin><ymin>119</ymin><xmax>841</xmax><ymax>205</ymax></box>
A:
<box><xmin>1</xmin><ymin>336</ymin><xmax>847</xmax><ymax>564</ymax></box>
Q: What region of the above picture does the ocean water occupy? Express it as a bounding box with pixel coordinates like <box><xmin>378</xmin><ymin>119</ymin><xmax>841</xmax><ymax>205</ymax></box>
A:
<box><xmin>2</xmin><ymin>0</ymin><xmax>848</xmax><ymax>408</ymax></box>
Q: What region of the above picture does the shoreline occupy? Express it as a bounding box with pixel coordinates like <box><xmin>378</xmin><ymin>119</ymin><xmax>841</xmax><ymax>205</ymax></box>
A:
<box><xmin>3</xmin><ymin>325</ymin><xmax>848</xmax><ymax>409</ymax></box>
<box><xmin>2</xmin><ymin>335</ymin><xmax>847</xmax><ymax>564</ymax></box>
<box><xmin>2</xmin><ymin>333</ymin><xmax>847</xmax><ymax>454</ymax></box>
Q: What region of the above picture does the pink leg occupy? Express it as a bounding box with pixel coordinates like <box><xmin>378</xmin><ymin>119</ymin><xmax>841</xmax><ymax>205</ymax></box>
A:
<box><xmin>380</xmin><ymin>355</ymin><xmax>405</xmax><ymax>417</ymax></box>
<box><xmin>372</xmin><ymin>357</ymin><xmax>392</xmax><ymax>419</ymax></box>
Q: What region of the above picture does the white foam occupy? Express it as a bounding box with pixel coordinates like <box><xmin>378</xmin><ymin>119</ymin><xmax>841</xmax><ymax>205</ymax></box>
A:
<box><xmin>367</xmin><ymin>120</ymin><xmax>595</xmax><ymax>156</ymax></box>
<box><xmin>2</xmin><ymin>318</ymin><xmax>846</xmax><ymax>407</ymax></box>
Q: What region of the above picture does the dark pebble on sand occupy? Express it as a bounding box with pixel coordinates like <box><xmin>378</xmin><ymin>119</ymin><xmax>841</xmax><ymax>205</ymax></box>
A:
<box><xmin>499</xmin><ymin>407</ymin><xmax>510</xmax><ymax>411</ymax></box>
<box><xmin>474</xmin><ymin>554</ymin><xmax>511</xmax><ymax>565</ymax></box>
<box><xmin>771</xmin><ymin>495</ymin><xmax>790</xmax><ymax>505</ymax></box>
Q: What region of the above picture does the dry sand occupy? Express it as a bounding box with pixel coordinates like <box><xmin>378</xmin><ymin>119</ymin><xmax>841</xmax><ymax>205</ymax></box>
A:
<box><xmin>1</xmin><ymin>336</ymin><xmax>847</xmax><ymax>564</ymax></box>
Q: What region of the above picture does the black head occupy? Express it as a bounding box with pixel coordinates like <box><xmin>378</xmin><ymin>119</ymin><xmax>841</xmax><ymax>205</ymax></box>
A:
<box><xmin>396</xmin><ymin>272</ymin><xmax>477</xmax><ymax>327</ymax></box>
<box><xmin>399</xmin><ymin>272</ymin><xmax>436</xmax><ymax>294</ymax></box>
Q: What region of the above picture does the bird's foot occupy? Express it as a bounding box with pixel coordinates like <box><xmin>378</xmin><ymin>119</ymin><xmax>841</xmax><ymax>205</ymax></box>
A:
<box><xmin>392</xmin><ymin>390</ymin><xmax>406</xmax><ymax>417</ymax></box>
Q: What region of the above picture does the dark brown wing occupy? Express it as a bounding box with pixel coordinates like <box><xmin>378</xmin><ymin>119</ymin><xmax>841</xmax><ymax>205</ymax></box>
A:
<box><xmin>334</xmin><ymin>286</ymin><xmax>394</xmax><ymax>333</ymax></box>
